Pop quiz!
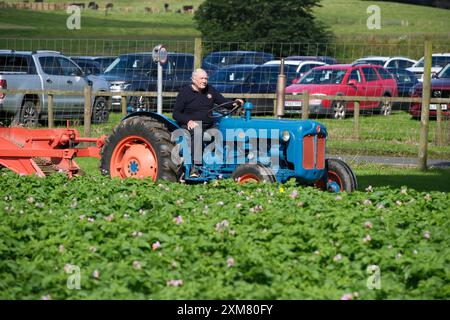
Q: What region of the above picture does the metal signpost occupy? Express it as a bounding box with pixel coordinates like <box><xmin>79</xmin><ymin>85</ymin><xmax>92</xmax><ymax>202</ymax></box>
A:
<box><xmin>152</xmin><ymin>44</ymin><xmax>168</xmax><ymax>114</ymax></box>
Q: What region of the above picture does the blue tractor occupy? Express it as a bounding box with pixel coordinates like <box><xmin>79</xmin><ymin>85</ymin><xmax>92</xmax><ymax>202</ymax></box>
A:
<box><xmin>100</xmin><ymin>101</ymin><xmax>357</xmax><ymax>192</ymax></box>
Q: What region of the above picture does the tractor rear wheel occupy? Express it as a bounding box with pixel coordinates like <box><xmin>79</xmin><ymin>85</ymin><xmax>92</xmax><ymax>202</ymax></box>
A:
<box><xmin>315</xmin><ymin>158</ymin><xmax>357</xmax><ymax>192</ymax></box>
<box><xmin>231</xmin><ymin>164</ymin><xmax>276</xmax><ymax>184</ymax></box>
<box><xmin>100</xmin><ymin>116</ymin><xmax>178</xmax><ymax>181</ymax></box>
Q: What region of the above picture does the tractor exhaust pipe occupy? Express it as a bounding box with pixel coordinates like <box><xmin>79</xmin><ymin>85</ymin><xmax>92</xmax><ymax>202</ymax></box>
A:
<box><xmin>275</xmin><ymin>58</ymin><xmax>286</xmax><ymax>118</ymax></box>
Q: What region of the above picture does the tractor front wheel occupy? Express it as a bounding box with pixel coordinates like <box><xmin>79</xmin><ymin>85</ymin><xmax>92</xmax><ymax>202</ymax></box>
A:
<box><xmin>231</xmin><ymin>164</ymin><xmax>276</xmax><ymax>184</ymax></box>
<box><xmin>315</xmin><ymin>158</ymin><xmax>357</xmax><ymax>192</ymax></box>
<box><xmin>100</xmin><ymin>116</ymin><xmax>178</xmax><ymax>181</ymax></box>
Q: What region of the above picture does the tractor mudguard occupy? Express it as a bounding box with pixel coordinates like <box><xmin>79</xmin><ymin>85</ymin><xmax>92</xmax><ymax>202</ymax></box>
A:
<box><xmin>122</xmin><ymin>111</ymin><xmax>180</xmax><ymax>133</ymax></box>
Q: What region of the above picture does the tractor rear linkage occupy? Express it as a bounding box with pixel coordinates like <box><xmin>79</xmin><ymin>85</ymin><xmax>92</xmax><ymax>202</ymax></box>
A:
<box><xmin>0</xmin><ymin>127</ymin><xmax>105</xmax><ymax>178</ymax></box>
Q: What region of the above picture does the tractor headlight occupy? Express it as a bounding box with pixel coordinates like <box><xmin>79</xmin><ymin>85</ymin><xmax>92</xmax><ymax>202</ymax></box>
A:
<box><xmin>281</xmin><ymin>130</ymin><xmax>291</xmax><ymax>142</ymax></box>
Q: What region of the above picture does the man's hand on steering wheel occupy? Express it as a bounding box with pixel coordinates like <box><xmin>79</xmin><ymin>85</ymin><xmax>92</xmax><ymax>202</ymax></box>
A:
<box><xmin>233</xmin><ymin>99</ymin><xmax>244</xmax><ymax>108</ymax></box>
<box><xmin>208</xmin><ymin>99</ymin><xmax>244</xmax><ymax>118</ymax></box>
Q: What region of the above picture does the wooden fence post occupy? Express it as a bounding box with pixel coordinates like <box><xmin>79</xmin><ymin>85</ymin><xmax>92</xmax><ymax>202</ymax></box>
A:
<box><xmin>353</xmin><ymin>101</ymin><xmax>360</xmax><ymax>140</ymax></box>
<box><xmin>84</xmin><ymin>85</ymin><xmax>92</xmax><ymax>138</ymax></box>
<box><xmin>418</xmin><ymin>40</ymin><xmax>432</xmax><ymax>171</ymax></box>
<box><xmin>47</xmin><ymin>94</ymin><xmax>54</xmax><ymax>128</ymax></box>
<box><xmin>302</xmin><ymin>91</ymin><xmax>309</xmax><ymax>120</ymax></box>
<box><xmin>121</xmin><ymin>95</ymin><xmax>127</xmax><ymax>116</ymax></box>
<box><xmin>194</xmin><ymin>37</ymin><xmax>202</xmax><ymax>70</ymax></box>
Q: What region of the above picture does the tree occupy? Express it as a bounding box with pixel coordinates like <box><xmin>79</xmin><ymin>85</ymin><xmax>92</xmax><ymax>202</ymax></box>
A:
<box><xmin>194</xmin><ymin>0</ymin><xmax>333</xmax><ymax>57</ymax></box>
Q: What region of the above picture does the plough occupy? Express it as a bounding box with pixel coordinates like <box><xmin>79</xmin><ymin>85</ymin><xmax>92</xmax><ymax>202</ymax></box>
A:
<box><xmin>0</xmin><ymin>126</ymin><xmax>105</xmax><ymax>178</ymax></box>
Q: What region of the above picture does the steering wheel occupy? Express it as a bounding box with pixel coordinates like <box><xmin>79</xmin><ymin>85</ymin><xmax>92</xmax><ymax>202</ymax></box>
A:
<box><xmin>207</xmin><ymin>101</ymin><xmax>242</xmax><ymax>118</ymax></box>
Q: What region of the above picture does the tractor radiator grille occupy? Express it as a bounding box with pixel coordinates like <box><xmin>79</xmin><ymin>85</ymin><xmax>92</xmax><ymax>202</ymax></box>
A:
<box><xmin>302</xmin><ymin>134</ymin><xmax>325</xmax><ymax>170</ymax></box>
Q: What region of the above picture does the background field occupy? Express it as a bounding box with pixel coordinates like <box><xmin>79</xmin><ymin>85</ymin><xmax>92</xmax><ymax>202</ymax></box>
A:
<box><xmin>0</xmin><ymin>0</ymin><xmax>449</xmax><ymax>58</ymax></box>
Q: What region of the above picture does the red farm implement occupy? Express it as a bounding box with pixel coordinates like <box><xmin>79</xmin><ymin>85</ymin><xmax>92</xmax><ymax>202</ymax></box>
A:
<box><xmin>0</xmin><ymin>127</ymin><xmax>105</xmax><ymax>177</ymax></box>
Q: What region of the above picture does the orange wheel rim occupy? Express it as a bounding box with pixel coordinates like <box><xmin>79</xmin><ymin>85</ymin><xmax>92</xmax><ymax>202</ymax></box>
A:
<box><xmin>327</xmin><ymin>170</ymin><xmax>343</xmax><ymax>191</ymax></box>
<box><xmin>110</xmin><ymin>135</ymin><xmax>158</xmax><ymax>180</ymax></box>
<box><xmin>237</xmin><ymin>173</ymin><xmax>260</xmax><ymax>184</ymax></box>
<box><xmin>315</xmin><ymin>170</ymin><xmax>343</xmax><ymax>191</ymax></box>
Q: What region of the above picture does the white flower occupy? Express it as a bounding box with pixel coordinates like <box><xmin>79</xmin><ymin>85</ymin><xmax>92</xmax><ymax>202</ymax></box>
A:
<box><xmin>364</xmin><ymin>221</ymin><xmax>373</xmax><ymax>229</ymax></box>
<box><xmin>423</xmin><ymin>231</ymin><xmax>430</xmax><ymax>239</ymax></box>
<box><xmin>289</xmin><ymin>190</ymin><xmax>298</xmax><ymax>199</ymax></box>
<box><xmin>215</xmin><ymin>220</ymin><xmax>230</xmax><ymax>231</ymax></box>
<box><xmin>363</xmin><ymin>235</ymin><xmax>372</xmax><ymax>242</ymax></box>
<box><xmin>365</xmin><ymin>185</ymin><xmax>373</xmax><ymax>192</ymax></box>
<box><xmin>227</xmin><ymin>257</ymin><xmax>235</xmax><ymax>267</ymax></box>
<box><xmin>64</xmin><ymin>264</ymin><xmax>72</xmax><ymax>273</ymax></box>
<box><xmin>341</xmin><ymin>293</ymin><xmax>353</xmax><ymax>300</ymax></box>
<box><xmin>174</xmin><ymin>215</ymin><xmax>183</xmax><ymax>225</ymax></box>
<box><xmin>92</xmin><ymin>270</ymin><xmax>100</xmax><ymax>279</ymax></box>
<box><xmin>167</xmin><ymin>279</ymin><xmax>183</xmax><ymax>287</ymax></box>
<box><xmin>152</xmin><ymin>241</ymin><xmax>161</xmax><ymax>250</ymax></box>
<box><xmin>132</xmin><ymin>260</ymin><xmax>142</xmax><ymax>270</ymax></box>
<box><xmin>58</xmin><ymin>245</ymin><xmax>65</xmax><ymax>253</ymax></box>
<box><xmin>249</xmin><ymin>204</ymin><xmax>263</xmax><ymax>213</ymax></box>
<box><xmin>363</xmin><ymin>199</ymin><xmax>372</xmax><ymax>206</ymax></box>
<box><xmin>333</xmin><ymin>254</ymin><xmax>342</xmax><ymax>262</ymax></box>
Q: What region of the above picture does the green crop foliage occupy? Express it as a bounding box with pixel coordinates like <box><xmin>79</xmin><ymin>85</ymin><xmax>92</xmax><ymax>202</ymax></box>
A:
<box><xmin>0</xmin><ymin>171</ymin><xmax>448</xmax><ymax>299</ymax></box>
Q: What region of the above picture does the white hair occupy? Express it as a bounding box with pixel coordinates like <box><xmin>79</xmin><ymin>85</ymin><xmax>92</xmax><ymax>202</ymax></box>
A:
<box><xmin>191</xmin><ymin>68</ymin><xmax>207</xmax><ymax>80</ymax></box>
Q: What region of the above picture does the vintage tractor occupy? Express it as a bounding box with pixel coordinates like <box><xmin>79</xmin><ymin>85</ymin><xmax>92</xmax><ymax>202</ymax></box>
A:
<box><xmin>99</xmin><ymin>101</ymin><xmax>357</xmax><ymax>192</ymax></box>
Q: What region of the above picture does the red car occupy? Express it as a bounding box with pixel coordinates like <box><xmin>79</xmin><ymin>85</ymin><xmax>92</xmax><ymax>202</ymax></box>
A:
<box><xmin>285</xmin><ymin>64</ymin><xmax>398</xmax><ymax>119</ymax></box>
<box><xmin>409</xmin><ymin>63</ymin><xmax>450</xmax><ymax>119</ymax></box>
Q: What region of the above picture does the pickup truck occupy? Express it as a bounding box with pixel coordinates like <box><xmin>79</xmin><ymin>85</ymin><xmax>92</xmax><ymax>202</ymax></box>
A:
<box><xmin>0</xmin><ymin>50</ymin><xmax>110</xmax><ymax>126</ymax></box>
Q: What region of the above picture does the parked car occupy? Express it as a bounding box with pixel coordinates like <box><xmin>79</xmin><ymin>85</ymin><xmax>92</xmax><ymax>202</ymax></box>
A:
<box><xmin>407</xmin><ymin>53</ymin><xmax>450</xmax><ymax>82</ymax></box>
<box><xmin>409</xmin><ymin>63</ymin><xmax>450</xmax><ymax>119</ymax></box>
<box><xmin>213</xmin><ymin>64</ymin><xmax>299</xmax><ymax>114</ymax></box>
<box><xmin>264</xmin><ymin>60</ymin><xmax>327</xmax><ymax>81</ymax></box>
<box><xmin>0</xmin><ymin>50</ymin><xmax>110</xmax><ymax>126</ymax></box>
<box><xmin>201</xmin><ymin>51</ymin><xmax>274</xmax><ymax>75</ymax></box>
<box><xmin>285</xmin><ymin>55</ymin><xmax>338</xmax><ymax>65</ymax></box>
<box><xmin>208</xmin><ymin>64</ymin><xmax>257</xmax><ymax>89</ymax></box>
<box><xmin>387</xmin><ymin>67</ymin><xmax>419</xmax><ymax>110</ymax></box>
<box><xmin>352</xmin><ymin>56</ymin><xmax>417</xmax><ymax>69</ymax></box>
<box><xmin>100</xmin><ymin>52</ymin><xmax>194</xmax><ymax>111</ymax></box>
<box><xmin>285</xmin><ymin>64</ymin><xmax>398</xmax><ymax>119</ymax></box>
<box><xmin>70</xmin><ymin>56</ymin><xmax>116</xmax><ymax>75</ymax></box>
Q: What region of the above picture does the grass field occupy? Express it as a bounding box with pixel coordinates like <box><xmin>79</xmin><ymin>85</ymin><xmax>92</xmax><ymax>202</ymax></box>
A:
<box><xmin>0</xmin><ymin>0</ymin><xmax>449</xmax><ymax>59</ymax></box>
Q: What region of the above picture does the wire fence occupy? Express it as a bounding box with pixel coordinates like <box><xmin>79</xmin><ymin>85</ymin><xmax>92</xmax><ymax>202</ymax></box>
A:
<box><xmin>0</xmin><ymin>38</ymin><xmax>449</xmax><ymax>166</ymax></box>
